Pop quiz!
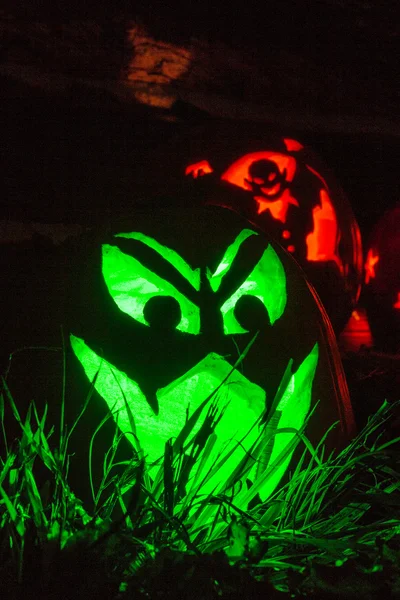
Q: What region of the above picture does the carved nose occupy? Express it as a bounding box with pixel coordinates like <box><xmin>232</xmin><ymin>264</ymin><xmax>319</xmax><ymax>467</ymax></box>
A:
<box><xmin>259</xmin><ymin>182</ymin><xmax>283</xmax><ymax>200</ymax></box>
<box><xmin>199</xmin><ymin>268</ymin><xmax>225</xmax><ymax>338</ymax></box>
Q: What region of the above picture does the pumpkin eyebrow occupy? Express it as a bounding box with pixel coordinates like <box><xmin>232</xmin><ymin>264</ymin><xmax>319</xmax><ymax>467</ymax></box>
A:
<box><xmin>207</xmin><ymin>232</ymin><xmax>269</xmax><ymax>306</ymax></box>
<box><xmin>219</xmin><ymin>243</ymin><xmax>287</xmax><ymax>333</ymax></box>
<box><xmin>115</xmin><ymin>232</ymin><xmax>201</xmax><ymax>290</ymax></box>
<box><xmin>102</xmin><ymin>243</ymin><xmax>200</xmax><ymax>334</ymax></box>
<box><xmin>109</xmin><ymin>235</ymin><xmax>201</xmax><ymax>305</ymax></box>
<box><xmin>207</xmin><ymin>229</ymin><xmax>258</xmax><ymax>292</ymax></box>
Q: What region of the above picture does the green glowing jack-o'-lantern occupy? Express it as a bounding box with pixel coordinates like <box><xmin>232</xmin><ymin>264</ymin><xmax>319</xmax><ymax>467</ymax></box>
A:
<box><xmin>68</xmin><ymin>203</ymin><xmax>355</xmax><ymax>502</ymax></box>
<box><xmin>364</xmin><ymin>203</ymin><xmax>400</xmax><ymax>352</ymax></box>
<box><xmin>143</xmin><ymin>123</ymin><xmax>363</xmax><ymax>332</ymax></box>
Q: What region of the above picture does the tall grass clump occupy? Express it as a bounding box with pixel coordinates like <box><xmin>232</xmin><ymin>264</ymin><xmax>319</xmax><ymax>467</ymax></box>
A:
<box><xmin>1</xmin><ymin>346</ymin><xmax>400</xmax><ymax>599</ymax></box>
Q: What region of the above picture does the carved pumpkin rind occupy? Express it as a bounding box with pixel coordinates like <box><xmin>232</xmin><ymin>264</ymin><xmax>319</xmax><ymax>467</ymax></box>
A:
<box><xmin>68</xmin><ymin>203</ymin><xmax>354</xmax><ymax>499</ymax></box>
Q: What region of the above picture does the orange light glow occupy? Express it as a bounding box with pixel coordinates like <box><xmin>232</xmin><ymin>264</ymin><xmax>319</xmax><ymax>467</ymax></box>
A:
<box><xmin>185</xmin><ymin>160</ymin><xmax>214</xmax><ymax>178</ymax></box>
<box><xmin>340</xmin><ymin>308</ymin><xmax>373</xmax><ymax>352</ymax></box>
<box><xmin>222</xmin><ymin>152</ymin><xmax>297</xmax><ymax>188</ymax></box>
<box><xmin>306</xmin><ymin>189</ymin><xmax>341</xmax><ymax>267</ymax></box>
<box><xmin>221</xmin><ymin>152</ymin><xmax>299</xmax><ymax>223</ymax></box>
<box><xmin>254</xmin><ymin>190</ymin><xmax>299</xmax><ymax>222</ymax></box>
<box><xmin>394</xmin><ymin>293</ymin><xmax>400</xmax><ymax>309</ymax></box>
<box><xmin>283</xmin><ymin>138</ymin><xmax>304</xmax><ymax>152</ymax></box>
<box><xmin>351</xmin><ymin>221</ymin><xmax>363</xmax><ymax>303</ymax></box>
<box><xmin>364</xmin><ymin>249</ymin><xmax>379</xmax><ymax>284</ymax></box>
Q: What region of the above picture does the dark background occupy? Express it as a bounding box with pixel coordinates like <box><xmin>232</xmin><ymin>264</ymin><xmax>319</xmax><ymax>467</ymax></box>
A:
<box><xmin>1</xmin><ymin>0</ymin><xmax>399</xmax><ymax>240</ymax></box>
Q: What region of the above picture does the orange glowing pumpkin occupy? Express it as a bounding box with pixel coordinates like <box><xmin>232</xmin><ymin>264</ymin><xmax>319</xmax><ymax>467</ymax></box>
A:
<box><xmin>364</xmin><ymin>203</ymin><xmax>400</xmax><ymax>352</ymax></box>
<box><xmin>151</xmin><ymin>122</ymin><xmax>363</xmax><ymax>332</ymax></box>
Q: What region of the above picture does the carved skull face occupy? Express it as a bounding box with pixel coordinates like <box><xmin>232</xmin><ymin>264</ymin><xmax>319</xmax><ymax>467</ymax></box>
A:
<box><xmin>221</xmin><ymin>151</ymin><xmax>300</xmax><ymax>224</ymax></box>
<box><xmin>245</xmin><ymin>158</ymin><xmax>287</xmax><ymax>200</ymax></box>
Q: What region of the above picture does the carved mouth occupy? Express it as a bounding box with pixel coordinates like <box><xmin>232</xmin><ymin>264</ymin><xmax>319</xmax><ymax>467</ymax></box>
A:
<box><xmin>259</xmin><ymin>181</ymin><xmax>283</xmax><ymax>198</ymax></box>
<box><xmin>70</xmin><ymin>334</ymin><xmax>318</xmax><ymax>501</ymax></box>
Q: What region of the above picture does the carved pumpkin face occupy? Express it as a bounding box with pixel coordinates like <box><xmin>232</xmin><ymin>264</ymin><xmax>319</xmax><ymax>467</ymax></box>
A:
<box><xmin>146</xmin><ymin>123</ymin><xmax>363</xmax><ymax>332</ymax></box>
<box><xmin>69</xmin><ymin>203</ymin><xmax>354</xmax><ymax>502</ymax></box>
<box><xmin>364</xmin><ymin>204</ymin><xmax>400</xmax><ymax>352</ymax></box>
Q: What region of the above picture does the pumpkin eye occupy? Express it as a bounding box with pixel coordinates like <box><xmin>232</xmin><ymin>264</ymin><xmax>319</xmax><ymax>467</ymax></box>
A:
<box><xmin>102</xmin><ymin>243</ymin><xmax>200</xmax><ymax>334</ymax></box>
<box><xmin>143</xmin><ymin>296</ymin><xmax>181</xmax><ymax>330</ymax></box>
<box><xmin>219</xmin><ymin>244</ymin><xmax>287</xmax><ymax>335</ymax></box>
<box><xmin>233</xmin><ymin>295</ymin><xmax>271</xmax><ymax>331</ymax></box>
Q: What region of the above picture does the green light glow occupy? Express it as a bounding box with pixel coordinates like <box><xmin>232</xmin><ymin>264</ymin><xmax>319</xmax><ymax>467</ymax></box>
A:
<box><xmin>257</xmin><ymin>342</ymin><xmax>319</xmax><ymax>501</ymax></box>
<box><xmin>220</xmin><ymin>244</ymin><xmax>287</xmax><ymax>334</ymax></box>
<box><xmin>70</xmin><ymin>335</ymin><xmax>265</xmax><ymax>481</ymax></box>
<box><xmin>102</xmin><ymin>244</ymin><xmax>200</xmax><ymax>334</ymax></box>
<box><xmin>74</xmin><ymin>229</ymin><xmax>320</xmax><ymax>503</ymax></box>
<box><xmin>70</xmin><ymin>334</ymin><xmax>148</xmax><ymax>441</ymax></box>
<box><xmin>103</xmin><ymin>230</ymin><xmax>286</xmax><ymax>337</ymax></box>
<box><xmin>115</xmin><ymin>232</ymin><xmax>201</xmax><ymax>291</ymax></box>
<box><xmin>207</xmin><ymin>229</ymin><xmax>258</xmax><ymax>292</ymax></box>
<box><xmin>70</xmin><ymin>334</ymin><xmax>319</xmax><ymax>502</ymax></box>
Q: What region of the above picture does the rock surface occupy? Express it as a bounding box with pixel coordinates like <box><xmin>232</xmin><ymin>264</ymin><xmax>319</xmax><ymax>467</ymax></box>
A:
<box><xmin>0</xmin><ymin>4</ymin><xmax>398</xmax><ymax>129</ymax></box>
